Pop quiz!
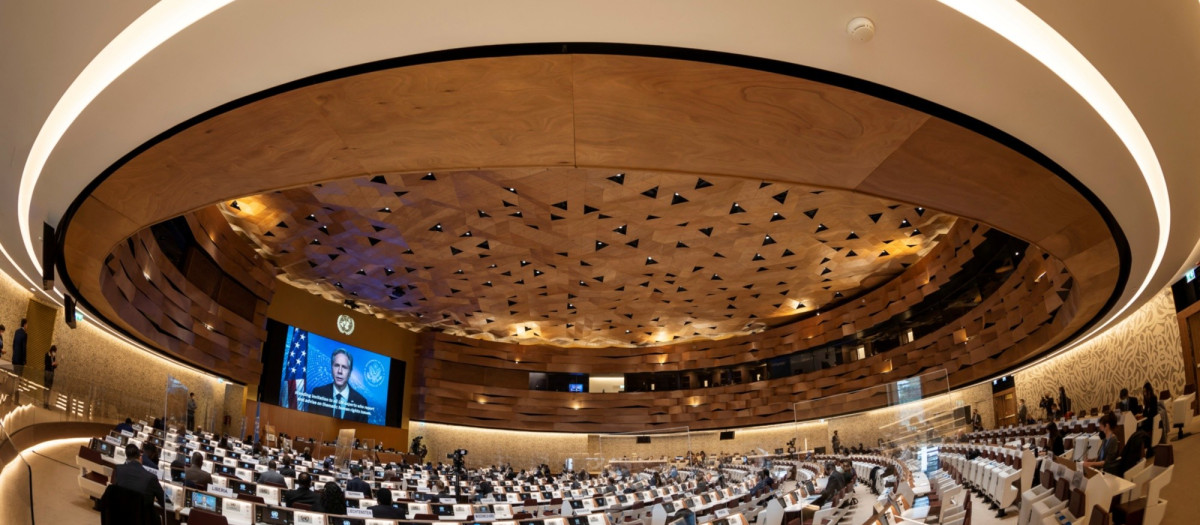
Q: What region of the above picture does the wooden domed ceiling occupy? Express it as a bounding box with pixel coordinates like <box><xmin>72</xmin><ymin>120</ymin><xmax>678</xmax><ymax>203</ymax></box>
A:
<box><xmin>221</xmin><ymin>168</ymin><xmax>954</xmax><ymax>347</ymax></box>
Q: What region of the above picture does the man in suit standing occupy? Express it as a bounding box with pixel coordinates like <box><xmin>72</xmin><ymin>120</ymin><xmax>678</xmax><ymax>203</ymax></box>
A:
<box><xmin>308</xmin><ymin>349</ymin><xmax>369</xmax><ymax>422</ymax></box>
<box><xmin>12</xmin><ymin>319</ymin><xmax>27</xmax><ymax>377</ymax></box>
<box><xmin>111</xmin><ymin>444</ymin><xmax>166</xmax><ymax>509</ymax></box>
<box><xmin>346</xmin><ymin>464</ymin><xmax>371</xmax><ymax>494</ymax></box>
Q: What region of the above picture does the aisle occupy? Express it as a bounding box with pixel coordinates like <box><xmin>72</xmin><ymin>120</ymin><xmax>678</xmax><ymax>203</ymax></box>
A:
<box><xmin>7</xmin><ymin>438</ymin><xmax>99</xmax><ymax>524</ymax></box>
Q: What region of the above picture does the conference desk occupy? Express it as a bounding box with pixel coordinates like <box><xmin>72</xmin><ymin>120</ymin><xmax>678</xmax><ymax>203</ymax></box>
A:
<box><xmin>608</xmin><ymin>459</ymin><xmax>668</xmax><ymax>473</ymax></box>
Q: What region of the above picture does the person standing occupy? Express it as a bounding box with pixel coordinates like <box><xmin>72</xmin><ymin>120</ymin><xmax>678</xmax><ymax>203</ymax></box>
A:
<box><xmin>12</xmin><ymin>319</ymin><xmax>27</xmax><ymax>377</ymax></box>
<box><xmin>1057</xmin><ymin>386</ymin><xmax>1071</xmax><ymax>418</ymax></box>
<box><xmin>1017</xmin><ymin>399</ymin><xmax>1028</xmax><ymax>425</ymax></box>
<box><xmin>831</xmin><ymin>430</ymin><xmax>841</xmax><ymax>454</ymax></box>
<box><xmin>42</xmin><ymin>345</ymin><xmax>58</xmax><ymax>408</ymax></box>
<box><xmin>187</xmin><ymin>392</ymin><xmax>197</xmax><ymax>431</ymax></box>
<box><xmin>1141</xmin><ymin>382</ymin><xmax>1159</xmax><ymax>434</ymax></box>
<box><xmin>43</xmin><ymin>345</ymin><xmax>58</xmax><ymax>389</ymax></box>
<box><xmin>0</xmin><ymin>324</ymin><xmax>6</xmax><ymax>360</ymax></box>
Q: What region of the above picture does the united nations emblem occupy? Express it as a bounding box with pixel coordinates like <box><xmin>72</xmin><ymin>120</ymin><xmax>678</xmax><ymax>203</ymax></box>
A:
<box><xmin>336</xmin><ymin>314</ymin><xmax>355</xmax><ymax>335</ymax></box>
<box><xmin>365</xmin><ymin>360</ymin><xmax>386</xmax><ymax>388</ymax></box>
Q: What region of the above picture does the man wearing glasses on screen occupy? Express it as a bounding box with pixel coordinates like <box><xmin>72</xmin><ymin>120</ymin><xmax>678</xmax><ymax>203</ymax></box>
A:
<box><xmin>310</xmin><ymin>349</ymin><xmax>370</xmax><ymax>422</ymax></box>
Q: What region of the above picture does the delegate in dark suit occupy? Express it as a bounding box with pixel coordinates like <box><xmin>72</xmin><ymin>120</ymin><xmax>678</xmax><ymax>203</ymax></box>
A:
<box><xmin>308</xmin><ymin>383</ymin><xmax>370</xmax><ymax>422</ymax></box>
<box><xmin>11</xmin><ymin>324</ymin><xmax>27</xmax><ymax>373</ymax></box>
<box><xmin>112</xmin><ymin>459</ymin><xmax>165</xmax><ymax>509</ymax></box>
<box><xmin>306</xmin><ymin>349</ymin><xmax>371</xmax><ymax>422</ymax></box>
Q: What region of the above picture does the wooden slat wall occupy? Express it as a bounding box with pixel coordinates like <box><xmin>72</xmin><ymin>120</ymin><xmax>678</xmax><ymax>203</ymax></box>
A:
<box><xmin>413</xmin><ymin>225</ymin><xmax>1075</xmax><ymax>432</ymax></box>
<box><xmin>187</xmin><ymin>206</ymin><xmax>276</xmax><ymax>301</ymax></box>
<box><xmin>98</xmin><ymin>220</ymin><xmax>274</xmax><ymax>384</ymax></box>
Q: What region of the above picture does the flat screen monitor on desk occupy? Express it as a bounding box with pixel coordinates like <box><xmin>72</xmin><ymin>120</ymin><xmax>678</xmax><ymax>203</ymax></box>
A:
<box><xmin>256</xmin><ymin>505</ymin><xmax>295</xmax><ymax>525</ymax></box>
<box><xmin>187</xmin><ymin>489</ymin><xmax>220</xmax><ymax>513</ymax></box>
<box><xmin>433</xmin><ymin>504</ymin><xmax>457</xmax><ymax>517</ymax></box>
<box><xmin>232</xmin><ymin>480</ymin><xmax>257</xmax><ymax>496</ymax></box>
<box><xmin>566</xmin><ymin>517</ymin><xmax>588</xmax><ymax>525</ymax></box>
<box><xmin>326</xmin><ymin>518</ymin><xmax>365</xmax><ymax>525</ymax></box>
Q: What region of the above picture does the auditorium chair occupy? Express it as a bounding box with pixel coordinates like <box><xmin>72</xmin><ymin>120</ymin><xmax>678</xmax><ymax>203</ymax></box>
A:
<box><xmin>1113</xmin><ymin>445</ymin><xmax>1173</xmax><ymax>525</ymax></box>
<box><xmin>1027</xmin><ymin>476</ymin><xmax>1071</xmax><ymax>525</ymax></box>
<box><xmin>188</xmin><ymin>508</ymin><xmax>230</xmax><ymax>525</ymax></box>
<box><xmin>1017</xmin><ymin>462</ymin><xmax>1056</xmax><ymax>525</ymax></box>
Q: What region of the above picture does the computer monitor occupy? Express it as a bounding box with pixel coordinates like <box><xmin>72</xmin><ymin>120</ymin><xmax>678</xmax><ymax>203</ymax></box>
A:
<box><xmin>256</xmin><ymin>505</ymin><xmax>295</xmax><ymax>525</ymax></box>
<box><xmin>216</xmin><ymin>464</ymin><xmax>237</xmax><ymax>476</ymax></box>
<box><xmin>570</xmin><ymin>500</ymin><xmax>585</xmax><ymax>510</ymax></box>
<box><xmin>233</xmin><ymin>480</ymin><xmax>257</xmax><ymax>496</ymax></box>
<box><xmin>662</xmin><ymin>502</ymin><xmax>676</xmax><ymax>513</ymax></box>
<box><xmin>326</xmin><ymin>518</ymin><xmax>365</xmax><ymax>525</ymax></box>
<box><xmin>188</xmin><ymin>490</ymin><xmax>220</xmax><ymax>513</ymax></box>
<box><xmin>433</xmin><ymin>504</ymin><xmax>457</xmax><ymax>517</ymax></box>
<box><xmin>566</xmin><ymin>517</ymin><xmax>589</xmax><ymax>525</ymax></box>
<box><xmin>172</xmin><ymin>468</ymin><xmax>187</xmax><ymax>483</ymax></box>
<box><xmin>94</xmin><ymin>440</ymin><xmax>114</xmax><ymax>456</ymax></box>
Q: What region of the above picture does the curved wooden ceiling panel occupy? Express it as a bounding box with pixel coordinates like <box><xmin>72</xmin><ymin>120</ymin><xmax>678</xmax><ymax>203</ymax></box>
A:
<box><xmin>57</xmin><ymin>52</ymin><xmax>1120</xmax><ymax>382</ymax></box>
<box><xmin>220</xmin><ymin>169</ymin><xmax>955</xmax><ymax>347</ymax></box>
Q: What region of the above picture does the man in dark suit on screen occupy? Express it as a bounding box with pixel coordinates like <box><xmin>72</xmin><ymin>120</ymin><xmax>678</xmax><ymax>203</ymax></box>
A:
<box><xmin>309</xmin><ymin>349</ymin><xmax>369</xmax><ymax>422</ymax></box>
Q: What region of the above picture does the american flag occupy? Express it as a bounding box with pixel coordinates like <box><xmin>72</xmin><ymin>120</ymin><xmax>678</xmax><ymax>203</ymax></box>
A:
<box><xmin>281</xmin><ymin>328</ymin><xmax>308</xmax><ymax>410</ymax></box>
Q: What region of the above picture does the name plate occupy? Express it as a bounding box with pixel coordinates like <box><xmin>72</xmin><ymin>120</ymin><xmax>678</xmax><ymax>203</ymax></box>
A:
<box><xmin>208</xmin><ymin>484</ymin><xmax>235</xmax><ymax>497</ymax></box>
<box><xmin>347</xmin><ymin>508</ymin><xmax>374</xmax><ymax>518</ymax></box>
<box><xmin>105</xmin><ymin>435</ymin><xmax>122</xmax><ymax>446</ymax></box>
<box><xmin>295</xmin><ymin>511</ymin><xmax>324</xmax><ymax>524</ymax></box>
<box><xmin>481</xmin><ymin>497</ymin><xmax>497</xmax><ymax>503</ymax></box>
<box><xmin>715</xmin><ymin>509</ymin><xmax>730</xmax><ymax>518</ymax></box>
<box><xmin>346</xmin><ymin>491</ymin><xmax>366</xmax><ymax>499</ymax></box>
<box><xmin>475</xmin><ymin>513</ymin><xmax>496</xmax><ymax>520</ymax></box>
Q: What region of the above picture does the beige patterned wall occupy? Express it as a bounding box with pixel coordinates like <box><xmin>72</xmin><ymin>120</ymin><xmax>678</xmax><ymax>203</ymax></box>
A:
<box><xmin>410</xmin><ymin>421</ymin><xmax>589</xmax><ymax>469</ymax></box>
<box><xmin>1015</xmin><ymin>287</ymin><xmax>1184</xmax><ymax>417</ymax></box>
<box><xmin>0</xmin><ymin>271</ymin><xmax>234</xmax><ymax>429</ymax></box>
<box><xmin>411</xmin><ymin>420</ymin><xmax>830</xmax><ymax>471</ymax></box>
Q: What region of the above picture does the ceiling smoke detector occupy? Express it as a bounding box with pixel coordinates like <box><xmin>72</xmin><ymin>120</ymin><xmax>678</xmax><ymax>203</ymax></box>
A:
<box><xmin>847</xmin><ymin>17</ymin><xmax>875</xmax><ymax>42</ymax></box>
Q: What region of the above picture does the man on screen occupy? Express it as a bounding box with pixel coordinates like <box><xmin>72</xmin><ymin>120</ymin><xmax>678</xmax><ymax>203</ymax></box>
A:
<box><xmin>309</xmin><ymin>349</ymin><xmax>370</xmax><ymax>422</ymax></box>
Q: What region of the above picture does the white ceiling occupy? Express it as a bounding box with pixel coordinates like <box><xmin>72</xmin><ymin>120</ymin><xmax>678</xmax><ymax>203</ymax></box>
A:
<box><xmin>2</xmin><ymin>0</ymin><xmax>1199</xmax><ymax>359</ymax></box>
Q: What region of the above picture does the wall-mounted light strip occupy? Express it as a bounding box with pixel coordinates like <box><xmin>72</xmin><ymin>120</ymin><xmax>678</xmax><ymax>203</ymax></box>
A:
<box><xmin>14</xmin><ymin>0</ymin><xmax>235</xmax><ymax>291</ymax></box>
<box><xmin>937</xmin><ymin>0</ymin><xmax>1171</xmax><ymax>357</ymax></box>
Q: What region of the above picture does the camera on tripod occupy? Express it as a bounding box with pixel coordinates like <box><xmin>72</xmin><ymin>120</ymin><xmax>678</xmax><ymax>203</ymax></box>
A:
<box><xmin>448</xmin><ymin>449</ymin><xmax>467</xmax><ymax>471</ymax></box>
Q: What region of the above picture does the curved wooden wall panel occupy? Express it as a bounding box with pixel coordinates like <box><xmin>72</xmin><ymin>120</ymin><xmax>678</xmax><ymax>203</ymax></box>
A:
<box><xmin>414</xmin><ymin>243</ymin><xmax>1072</xmax><ymax>432</ymax></box>
<box><xmin>98</xmin><ymin>218</ymin><xmax>273</xmax><ymax>384</ymax></box>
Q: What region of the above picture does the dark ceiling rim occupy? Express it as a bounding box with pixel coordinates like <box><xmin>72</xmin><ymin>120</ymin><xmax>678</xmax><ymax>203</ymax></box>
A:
<box><xmin>54</xmin><ymin>42</ymin><xmax>1131</xmax><ymax>389</ymax></box>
